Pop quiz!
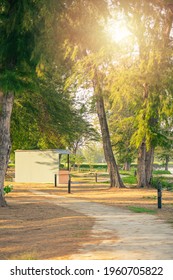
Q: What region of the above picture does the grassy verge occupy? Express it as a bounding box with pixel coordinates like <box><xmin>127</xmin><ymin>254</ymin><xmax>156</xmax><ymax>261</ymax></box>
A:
<box><xmin>70</xmin><ymin>168</ymin><xmax>173</xmax><ymax>189</ymax></box>
<box><xmin>122</xmin><ymin>175</ymin><xmax>137</xmax><ymax>185</ymax></box>
<box><xmin>128</xmin><ymin>206</ymin><xmax>157</xmax><ymax>214</ymax></box>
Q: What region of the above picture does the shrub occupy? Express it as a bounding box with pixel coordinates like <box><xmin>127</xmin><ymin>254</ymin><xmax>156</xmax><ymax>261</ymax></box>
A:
<box><xmin>79</xmin><ymin>164</ymin><xmax>107</xmax><ymax>169</ymax></box>
<box><xmin>4</xmin><ymin>184</ymin><xmax>13</xmax><ymax>195</ymax></box>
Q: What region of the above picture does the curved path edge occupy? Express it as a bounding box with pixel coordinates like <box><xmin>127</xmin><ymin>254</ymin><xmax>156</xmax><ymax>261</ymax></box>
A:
<box><xmin>31</xmin><ymin>190</ymin><xmax>173</xmax><ymax>260</ymax></box>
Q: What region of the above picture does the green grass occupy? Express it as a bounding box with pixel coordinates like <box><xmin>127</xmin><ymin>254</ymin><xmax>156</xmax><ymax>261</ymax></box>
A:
<box><xmin>119</xmin><ymin>170</ymin><xmax>131</xmax><ymax>176</ymax></box>
<box><xmin>122</xmin><ymin>175</ymin><xmax>137</xmax><ymax>184</ymax></box>
<box><xmin>9</xmin><ymin>252</ymin><xmax>37</xmax><ymax>260</ymax></box>
<box><xmin>128</xmin><ymin>206</ymin><xmax>156</xmax><ymax>214</ymax></box>
<box><xmin>153</xmin><ymin>170</ymin><xmax>171</xmax><ymax>175</ymax></box>
<box><xmin>142</xmin><ymin>195</ymin><xmax>157</xmax><ymax>200</ymax></box>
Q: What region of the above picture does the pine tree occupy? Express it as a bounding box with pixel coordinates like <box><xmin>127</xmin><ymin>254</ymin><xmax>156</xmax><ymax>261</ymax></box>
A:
<box><xmin>0</xmin><ymin>0</ymin><xmax>72</xmax><ymax>206</ymax></box>
<box><xmin>109</xmin><ymin>0</ymin><xmax>173</xmax><ymax>187</ymax></box>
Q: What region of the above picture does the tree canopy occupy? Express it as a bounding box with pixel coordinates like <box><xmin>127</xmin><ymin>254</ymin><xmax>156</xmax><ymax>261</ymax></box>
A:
<box><xmin>1</xmin><ymin>0</ymin><xmax>173</xmax><ymax>206</ymax></box>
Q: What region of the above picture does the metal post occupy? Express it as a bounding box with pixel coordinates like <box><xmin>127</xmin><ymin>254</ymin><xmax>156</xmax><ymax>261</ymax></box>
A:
<box><xmin>67</xmin><ymin>154</ymin><xmax>70</xmax><ymax>171</ymax></box>
<box><xmin>54</xmin><ymin>174</ymin><xmax>57</xmax><ymax>187</ymax></box>
<box><xmin>68</xmin><ymin>176</ymin><xmax>71</xmax><ymax>193</ymax></box>
<box><xmin>158</xmin><ymin>181</ymin><xmax>162</xmax><ymax>209</ymax></box>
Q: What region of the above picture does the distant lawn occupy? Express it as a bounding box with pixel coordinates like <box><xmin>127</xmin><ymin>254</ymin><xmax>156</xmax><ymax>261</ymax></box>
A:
<box><xmin>119</xmin><ymin>170</ymin><xmax>132</xmax><ymax>176</ymax></box>
<box><xmin>122</xmin><ymin>175</ymin><xmax>137</xmax><ymax>185</ymax></box>
<box><xmin>70</xmin><ymin>167</ymin><xmax>173</xmax><ymax>188</ymax></box>
<box><xmin>153</xmin><ymin>170</ymin><xmax>171</xmax><ymax>175</ymax></box>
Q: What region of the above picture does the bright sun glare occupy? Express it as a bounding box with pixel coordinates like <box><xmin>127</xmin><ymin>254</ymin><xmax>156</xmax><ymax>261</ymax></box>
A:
<box><xmin>106</xmin><ymin>18</ymin><xmax>131</xmax><ymax>43</ymax></box>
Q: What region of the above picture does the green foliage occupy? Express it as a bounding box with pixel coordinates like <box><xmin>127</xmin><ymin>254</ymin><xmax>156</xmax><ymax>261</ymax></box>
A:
<box><xmin>1</xmin><ymin>0</ymin><xmax>173</xmax><ymax>191</ymax></box>
<box><xmin>151</xmin><ymin>177</ymin><xmax>173</xmax><ymax>191</ymax></box>
<box><xmin>67</xmin><ymin>108</ymin><xmax>100</xmax><ymax>154</ymax></box>
<box><xmin>108</xmin><ymin>0</ymin><xmax>173</xmax><ymax>156</ymax></box>
<box><xmin>62</xmin><ymin>0</ymin><xmax>109</xmax><ymax>54</ymax></box>
<box><xmin>155</xmin><ymin>142</ymin><xmax>173</xmax><ymax>170</ymax></box>
<box><xmin>0</xmin><ymin>0</ymin><xmax>40</xmax><ymax>92</ymax></box>
<box><xmin>8</xmin><ymin>163</ymin><xmax>15</xmax><ymax>168</ymax></box>
<box><xmin>0</xmin><ymin>0</ymin><xmax>103</xmax><ymax>157</ymax></box>
<box><xmin>10</xmin><ymin>61</ymin><xmax>98</xmax><ymax>151</ymax></box>
<box><xmin>110</xmin><ymin>113</ymin><xmax>136</xmax><ymax>166</ymax></box>
<box><xmin>1</xmin><ymin>1</ymin><xmax>89</xmax><ymax>154</ymax></box>
<box><xmin>4</xmin><ymin>184</ymin><xmax>13</xmax><ymax>195</ymax></box>
<box><xmin>81</xmin><ymin>143</ymin><xmax>105</xmax><ymax>164</ymax></box>
<box><xmin>70</xmin><ymin>163</ymin><xmax>107</xmax><ymax>171</ymax></box>
<box><xmin>70</xmin><ymin>154</ymin><xmax>85</xmax><ymax>169</ymax></box>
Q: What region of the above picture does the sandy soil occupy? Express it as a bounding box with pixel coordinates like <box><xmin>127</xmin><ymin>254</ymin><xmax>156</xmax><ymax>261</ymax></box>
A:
<box><xmin>0</xmin><ymin>182</ymin><xmax>173</xmax><ymax>260</ymax></box>
<box><xmin>0</xmin><ymin>184</ymin><xmax>94</xmax><ymax>260</ymax></box>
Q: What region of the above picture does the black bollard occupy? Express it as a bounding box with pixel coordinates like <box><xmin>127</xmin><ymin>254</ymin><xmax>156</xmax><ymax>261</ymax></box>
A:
<box><xmin>68</xmin><ymin>176</ymin><xmax>71</xmax><ymax>194</ymax></box>
<box><xmin>54</xmin><ymin>174</ymin><xmax>57</xmax><ymax>187</ymax></box>
<box><xmin>157</xmin><ymin>181</ymin><xmax>162</xmax><ymax>209</ymax></box>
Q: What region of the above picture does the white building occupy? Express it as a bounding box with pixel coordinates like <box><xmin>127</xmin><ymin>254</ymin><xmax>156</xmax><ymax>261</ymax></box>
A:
<box><xmin>15</xmin><ymin>149</ymin><xmax>70</xmax><ymax>184</ymax></box>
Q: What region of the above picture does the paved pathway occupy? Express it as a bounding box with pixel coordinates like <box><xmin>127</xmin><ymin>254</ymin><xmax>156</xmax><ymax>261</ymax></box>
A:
<box><xmin>31</xmin><ymin>190</ymin><xmax>173</xmax><ymax>260</ymax></box>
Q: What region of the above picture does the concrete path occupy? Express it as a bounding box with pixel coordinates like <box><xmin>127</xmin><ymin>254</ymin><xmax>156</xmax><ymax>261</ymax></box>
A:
<box><xmin>31</xmin><ymin>190</ymin><xmax>173</xmax><ymax>260</ymax></box>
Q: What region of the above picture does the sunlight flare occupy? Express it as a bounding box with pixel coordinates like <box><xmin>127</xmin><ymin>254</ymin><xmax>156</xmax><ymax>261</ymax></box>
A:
<box><xmin>106</xmin><ymin>18</ymin><xmax>131</xmax><ymax>43</ymax></box>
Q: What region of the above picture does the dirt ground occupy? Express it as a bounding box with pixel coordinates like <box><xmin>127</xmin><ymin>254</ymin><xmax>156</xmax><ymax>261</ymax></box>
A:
<box><xmin>39</xmin><ymin>182</ymin><xmax>173</xmax><ymax>225</ymax></box>
<box><xmin>0</xmin><ymin>183</ymin><xmax>95</xmax><ymax>260</ymax></box>
<box><xmin>0</xmin><ymin>181</ymin><xmax>173</xmax><ymax>260</ymax></box>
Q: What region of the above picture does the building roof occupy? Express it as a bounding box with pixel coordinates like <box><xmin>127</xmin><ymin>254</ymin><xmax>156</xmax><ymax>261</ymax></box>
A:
<box><xmin>15</xmin><ymin>149</ymin><xmax>71</xmax><ymax>154</ymax></box>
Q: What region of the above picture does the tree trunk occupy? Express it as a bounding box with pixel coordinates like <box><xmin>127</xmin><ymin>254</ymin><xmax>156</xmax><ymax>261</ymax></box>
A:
<box><xmin>137</xmin><ymin>142</ymin><xmax>146</xmax><ymax>188</ymax></box>
<box><xmin>95</xmin><ymin>94</ymin><xmax>124</xmax><ymax>188</ymax></box>
<box><xmin>145</xmin><ymin>146</ymin><xmax>154</xmax><ymax>186</ymax></box>
<box><xmin>137</xmin><ymin>142</ymin><xmax>154</xmax><ymax>188</ymax></box>
<box><xmin>92</xmin><ymin>69</ymin><xmax>124</xmax><ymax>188</ymax></box>
<box><xmin>124</xmin><ymin>161</ymin><xmax>131</xmax><ymax>171</ymax></box>
<box><xmin>0</xmin><ymin>91</ymin><xmax>14</xmax><ymax>207</ymax></box>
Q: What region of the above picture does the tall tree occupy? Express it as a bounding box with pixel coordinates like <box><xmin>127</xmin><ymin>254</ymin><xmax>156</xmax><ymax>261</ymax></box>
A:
<box><xmin>109</xmin><ymin>0</ymin><xmax>173</xmax><ymax>187</ymax></box>
<box><xmin>63</xmin><ymin>1</ymin><xmax>125</xmax><ymax>187</ymax></box>
<box><xmin>0</xmin><ymin>0</ymin><xmax>39</xmax><ymax>206</ymax></box>
<box><xmin>0</xmin><ymin>0</ymin><xmax>73</xmax><ymax>206</ymax></box>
